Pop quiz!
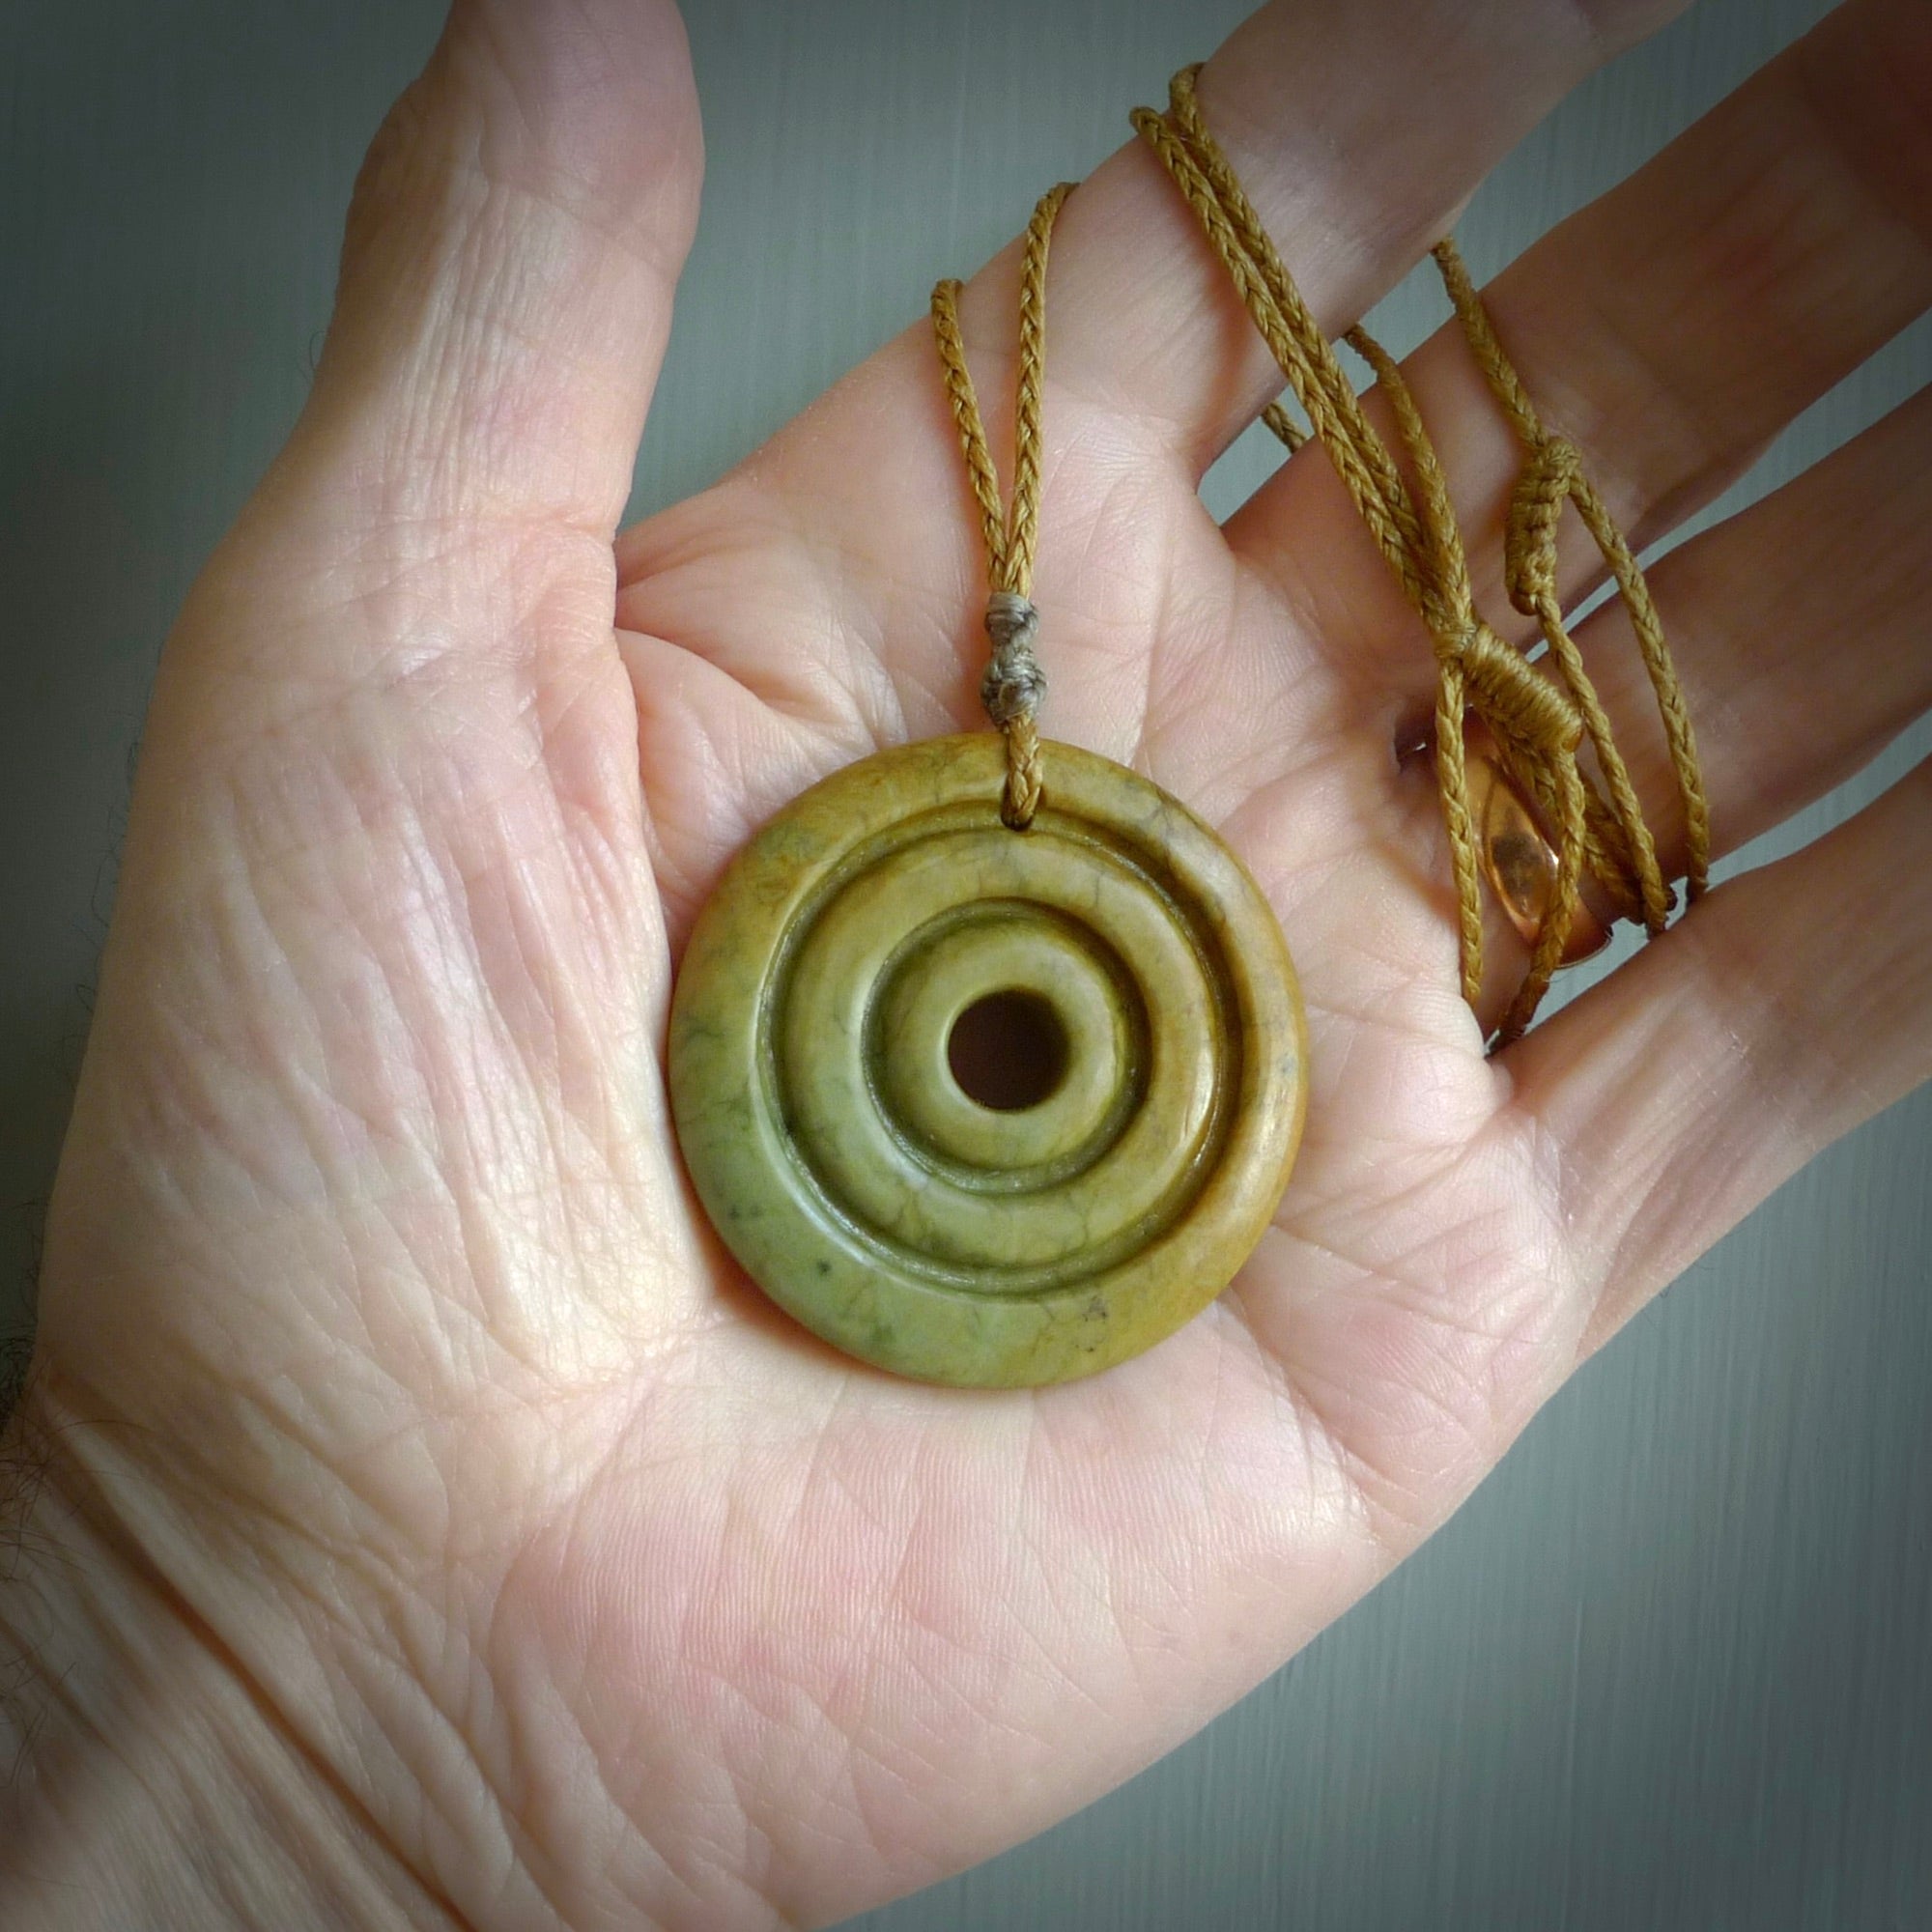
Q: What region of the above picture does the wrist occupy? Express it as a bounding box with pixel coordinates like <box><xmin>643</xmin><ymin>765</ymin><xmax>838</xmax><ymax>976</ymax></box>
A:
<box><xmin>0</xmin><ymin>1378</ymin><xmax>451</xmax><ymax>1931</ymax></box>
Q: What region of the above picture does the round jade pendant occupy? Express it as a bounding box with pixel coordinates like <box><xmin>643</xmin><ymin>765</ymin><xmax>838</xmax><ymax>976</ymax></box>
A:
<box><xmin>668</xmin><ymin>734</ymin><xmax>1306</xmax><ymax>1387</ymax></box>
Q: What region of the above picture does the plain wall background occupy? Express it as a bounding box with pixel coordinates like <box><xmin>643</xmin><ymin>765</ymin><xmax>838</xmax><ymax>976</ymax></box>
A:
<box><xmin>3</xmin><ymin>1</ymin><xmax>1927</xmax><ymax>1925</ymax></box>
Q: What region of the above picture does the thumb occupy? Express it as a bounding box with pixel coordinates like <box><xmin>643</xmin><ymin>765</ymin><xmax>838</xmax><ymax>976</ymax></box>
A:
<box><xmin>285</xmin><ymin>0</ymin><xmax>701</xmax><ymax>541</ymax></box>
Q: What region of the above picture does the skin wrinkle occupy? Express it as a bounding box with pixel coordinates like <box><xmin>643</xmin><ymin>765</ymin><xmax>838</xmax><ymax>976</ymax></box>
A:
<box><xmin>1582</xmin><ymin>1026</ymin><xmax>1768</xmax><ymax>1342</ymax></box>
<box><xmin>497</xmin><ymin>1490</ymin><xmax>708</xmax><ymax>1923</ymax></box>
<box><xmin>941</xmin><ymin>395</ymin><xmax>1183</xmax><ymax>761</ymax></box>
<box><xmin>1518</xmin><ymin>763</ymin><xmax>1932</xmax><ymax>1360</ymax></box>
<box><xmin>206</xmin><ymin>735</ymin><xmax>673</xmax><ymax>1349</ymax></box>
<box><xmin>265</xmin><ymin>935</ymin><xmax>526</xmax><ymax>1376</ymax></box>
<box><xmin>147</xmin><ymin>796</ymin><xmax>641</xmax><ymax>1406</ymax></box>
<box><xmin>1594</xmin><ymin>143</ymin><xmax>1874</xmax><ymax>516</ymax></box>
<box><xmin>362</xmin><ymin>94</ymin><xmax>680</xmax><ymax>327</ymax></box>
<box><xmin>1035</xmin><ymin>414</ymin><xmax>1178</xmax><ymax>608</ymax></box>
<box><xmin>623</xmin><ymin>489</ymin><xmax>899</xmax><ymax>734</ymax></box>
<box><xmin>1798</xmin><ymin>0</ymin><xmax>1932</xmax><ymax>266</ymax></box>
<box><xmin>1176</xmin><ymin>0</ymin><xmax>1647</xmax><ymax>470</ymax></box>
<box><xmin>1329</xmin><ymin>1168</ymin><xmax>1565</xmax><ymax>1324</ymax></box>
<box><xmin>935</xmin><ymin>228</ymin><xmax>1180</xmax><ymax>457</ymax></box>
<box><xmin>672</xmin><ymin>1376</ymin><xmax>1128</xmax><ymax>1901</ymax></box>
<box><xmin>461</xmin><ymin>8</ymin><xmax>703</xmax><ymax>270</ymax></box>
<box><xmin>35</xmin><ymin>1418</ymin><xmax>476</xmax><ymax>1931</ymax></box>
<box><xmin>367</xmin><ymin>274</ymin><xmax>621</xmax><ymax>536</ymax></box>
<box><xmin>1129</xmin><ymin>541</ymin><xmax>1314</xmax><ymax>806</ymax></box>
<box><xmin>11</xmin><ymin>0</ymin><xmax>1932</xmax><ymax>1923</ymax></box>
<box><xmin>1289</xmin><ymin>980</ymin><xmax>1473</xmax><ymax>1111</ymax></box>
<box><xmin>630</xmin><ymin>562</ymin><xmax>906</xmax><ymax>788</ymax></box>
<box><xmin>693</xmin><ymin>1671</ymin><xmax>846</xmax><ymax>1908</ymax></box>
<box><xmin>428</xmin><ymin>815</ymin><xmax>662</xmax><ymax>1251</ymax></box>
<box><xmin>1231</xmin><ymin>447</ymin><xmax>1447</xmax><ymax>717</ymax></box>
<box><xmin>628</xmin><ymin>391</ymin><xmax>1289</xmax><ymax>914</ymax></box>
<box><xmin>1230</xmin><ymin>6</ymin><xmax>1932</xmax><ymax>770</ymax></box>
<box><xmin>838</xmin><ymin>1559</ymin><xmax>1018</xmax><ymax>1877</ymax></box>
<box><xmin>1629</xmin><ymin>16</ymin><xmax>1929</xmax><ymax>494</ymax></box>
<box><xmin>1338</xmin><ymin>1207</ymin><xmax>1568</xmax><ymax>1386</ymax></box>
<box><xmin>626</xmin><ymin>341</ymin><xmax>1248</xmax><ymax>814</ymax></box>
<box><xmin>1212</xmin><ymin>1338</ymin><xmax>1407</xmax><ymax>1570</ymax></box>
<box><xmin>1225</xmin><ymin>532</ymin><xmax>1336</xmax><ymax>714</ymax></box>
<box><xmin>1283</xmin><ymin>1356</ymin><xmax>1503</xmax><ymax>1552</ymax></box>
<box><xmin>1066</xmin><ymin>1321</ymin><xmax>1352</xmax><ymax>1623</ymax></box>
<box><xmin>423</xmin><ymin>1577</ymin><xmax>580</xmax><ymax>1909</ymax></box>
<box><xmin>1216</xmin><ymin>758</ymin><xmax>1428</xmax><ymax>927</ymax></box>
<box><xmin>1296</xmin><ymin>1047</ymin><xmax>1482</xmax><ymax>1171</ymax></box>
<box><xmin>1476</xmin><ymin>179</ymin><xmax>1780</xmax><ymax>558</ymax></box>
<box><xmin>1009</xmin><ymin>1417</ymin><xmax>1109</xmax><ymax>1673</ymax></box>
<box><xmin>184</xmin><ymin>555</ymin><xmax>622</xmax><ymax>800</ymax></box>
<box><xmin>1276</xmin><ymin>1171</ymin><xmax>1575</xmax><ymax>1428</ymax></box>
<box><xmin>438</xmin><ymin>1619</ymin><xmax>590</xmax><ymax>1932</ymax></box>
<box><xmin>1567</xmin><ymin>390</ymin><xmax>1932</xmax><ymax>880</ymax></box>
<box><xmin>1655</xmin><ymin>877</ymin><xmax>1884</xmax><ymax>1185</ymax></box>
<box><xmin>1278</xmin><ymin>1163</ymin><xmax>1511</xmax><ymax>1320</ymax></box>
<box><xmin>325</xmin><ymin>1625</ymin><xmax>536</xmax><ymax>1930</ymax></box>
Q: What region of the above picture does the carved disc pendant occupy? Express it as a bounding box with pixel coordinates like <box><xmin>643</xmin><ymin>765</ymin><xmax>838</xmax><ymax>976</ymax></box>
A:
<box><xmin>668</xmin><ymin>735</ymin><xmax>1306</xmax><ymax>1387</ymax></box>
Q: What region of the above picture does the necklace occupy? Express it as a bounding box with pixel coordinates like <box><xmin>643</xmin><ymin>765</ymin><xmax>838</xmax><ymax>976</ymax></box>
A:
<box><xmin>668</xmin><ymin>185</ymin><xmax>1306</xmax><ymax>1387</ymax></box>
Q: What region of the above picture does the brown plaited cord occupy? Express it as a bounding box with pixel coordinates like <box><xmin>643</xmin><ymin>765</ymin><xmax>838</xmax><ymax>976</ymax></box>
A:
<box><xmin>1133</xmin><ymin>66</ymin><xmax>1710</xmax><ymax>1042</ymax></box>
<box><xmin>931</xmin><ymin>182</ymin><xmax>1075</xmax><ymax>829</ymax></box>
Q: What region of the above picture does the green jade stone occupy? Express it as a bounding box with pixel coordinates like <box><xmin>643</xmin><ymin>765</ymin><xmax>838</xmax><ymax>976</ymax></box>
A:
<box><xmin>668</xmin><ymin>734</ymin><xmax>1306</xmax><ymax>1387</ymax></box>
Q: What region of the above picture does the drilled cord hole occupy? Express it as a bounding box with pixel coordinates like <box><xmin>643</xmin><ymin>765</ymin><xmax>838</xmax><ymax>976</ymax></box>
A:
<box><xmin>947</xmin><ymin>990</ymin><xmax>1069</xmax><ymax>1113</ymax></box>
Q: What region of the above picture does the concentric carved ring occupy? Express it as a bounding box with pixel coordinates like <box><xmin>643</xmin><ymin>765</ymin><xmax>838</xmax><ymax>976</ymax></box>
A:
<box><xmin>668</xmin><ymin>735</ymin><xmax>1306</xmax><ymax>1386</ymax></box>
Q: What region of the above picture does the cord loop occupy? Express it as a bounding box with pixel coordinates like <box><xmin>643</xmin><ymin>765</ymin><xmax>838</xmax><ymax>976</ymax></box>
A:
<box><xmin>1133</xmin><ymin>64</ymin><xmax>1709</xmax><ymax>1040</ymax></box>
<box><xmin>931</xmin><ymin>183</ymin><xmax>1075</xmax><ymax>829</ymax></box>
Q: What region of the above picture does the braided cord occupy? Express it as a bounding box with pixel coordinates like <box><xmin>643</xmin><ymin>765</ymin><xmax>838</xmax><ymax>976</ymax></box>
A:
<box><xmin>931</xmin><ymin>182</ymin><xmax>1075</xmax><ymax>828</ymax></box>
<box><xmin>1134</xmin><ymin>66</ymin><xmax>1708</xmax><ymax>1040</ymax></box>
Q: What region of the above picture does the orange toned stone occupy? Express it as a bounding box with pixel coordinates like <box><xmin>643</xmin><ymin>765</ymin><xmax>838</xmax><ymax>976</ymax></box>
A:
<box><xmin>1465</xmin><ymin>750</ymin><xmax>1610</xmax><ymax>965</ymax></box>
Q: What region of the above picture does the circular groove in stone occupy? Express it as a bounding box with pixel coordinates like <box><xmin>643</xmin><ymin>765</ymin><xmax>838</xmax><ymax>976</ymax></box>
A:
<box><xmin>668</xmin><ymin>734</ymin><xmax>1306</xmax><ymax>1387</ymax></box>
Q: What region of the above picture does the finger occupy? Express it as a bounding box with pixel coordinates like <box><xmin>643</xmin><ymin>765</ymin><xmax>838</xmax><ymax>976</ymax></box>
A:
<box><xmin>614</xmin><ymin>0</ymin><xmax>1687</xmax><ymax>830</ymax></box>
<box><xmin>993</xmin><ymin>0</ymin><xmax>1690</xmax><ymax>472</ymax></box>
<box><xmin>284</xmin><ymin>0</ymin><xmax>701</xmax><ymax>542</ymax></box>
<box><xmin>1560</xmin><ymin>377</ymin><xmax>1932</xmax><ymax>878</ymax></box>
<box><xmin>1501</xmin><ymin>756</ymin><xmax>1932</xmax><ymax>1353</ymax></box>
<box><xmin>1402</xmin><ymin>378</ymin><xmax>1932</xmax><ymax>1036</ymax></box>
<box><xmin>1230</xmin><ymin>0</ymin><xmax>1932</xmax><ymax>699</ymax></box>
<box><xmin>810</xmin><ymin>0</ymin><xmax>1694</xmax><ymax>497</ymax></box>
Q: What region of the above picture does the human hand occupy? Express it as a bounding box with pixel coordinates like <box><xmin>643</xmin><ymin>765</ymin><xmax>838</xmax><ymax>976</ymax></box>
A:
<box><xmin>3</xmin><ymin>0</ymin><xmax>1927</xmax><ymax>1926</ymax></box>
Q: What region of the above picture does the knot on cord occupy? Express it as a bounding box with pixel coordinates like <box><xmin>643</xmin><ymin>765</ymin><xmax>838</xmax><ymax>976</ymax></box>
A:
<box><xmin>980</xmin><ymin>590</ymin><xmax>1047</xmax><ymax>727</ymax></box>
<box><xmin>1129</xmin><ymin>65</ymin><xmax>1708</xmax><ymax>1038</ymax></box>
<box><xmin>1449</xmin><ymin>620</ymin><xmax>1583</xmax><ymax>759</ymax></box>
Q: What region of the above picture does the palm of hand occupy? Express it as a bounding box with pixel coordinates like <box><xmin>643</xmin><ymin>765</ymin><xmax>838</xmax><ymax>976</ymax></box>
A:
<box><xmin>22</xmin><ymin>1</ymin><xmax>1932</xmax><ymax>1927</ymax></box>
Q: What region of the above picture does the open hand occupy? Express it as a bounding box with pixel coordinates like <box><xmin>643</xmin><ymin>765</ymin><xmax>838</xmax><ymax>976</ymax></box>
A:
<box><xmin>5</xmin><ymin>1</ymin><xmax>1927</xmax><ymax>1925</ymax></box>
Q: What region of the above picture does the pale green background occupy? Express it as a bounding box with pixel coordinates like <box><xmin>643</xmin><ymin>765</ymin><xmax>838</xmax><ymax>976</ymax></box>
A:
<box><xmin>2</xmin><ymin>1</ymin><xmax>1927</xmax><ymax>1925</ymax></box>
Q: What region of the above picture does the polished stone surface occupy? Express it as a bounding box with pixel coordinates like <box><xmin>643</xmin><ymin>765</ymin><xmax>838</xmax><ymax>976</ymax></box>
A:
<box><xmin>1466</xmin><ymin>745</ymin><xmax>1611</xmax><ymax>964</ymax></box>
<box><xmin>14</xmin><ymin>4</ymin><xmax>1926</xmax><ymax>1919</ymax></box>
<box><xmin>669</xmin><ymin>734</ymin><xmax>1305</xmax><ymax>1386</ymax></box>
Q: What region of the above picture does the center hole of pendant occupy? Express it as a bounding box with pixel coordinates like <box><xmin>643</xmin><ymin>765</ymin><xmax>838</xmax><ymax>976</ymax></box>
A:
<box><xmin>947</xmin><ymin>989</ymin><xmax>1068</xmax><ymax>1113</ymax></box>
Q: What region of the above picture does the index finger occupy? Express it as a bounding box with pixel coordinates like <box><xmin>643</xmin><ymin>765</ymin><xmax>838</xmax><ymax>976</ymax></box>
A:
<box><xmin>613</xmin><ymin>0</ymin><xmax>1692</xmax><ymax>753</ymax></box>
